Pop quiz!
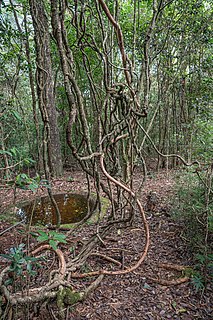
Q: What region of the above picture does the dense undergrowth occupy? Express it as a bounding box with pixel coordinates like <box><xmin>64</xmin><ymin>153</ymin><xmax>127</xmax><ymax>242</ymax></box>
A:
<box><xmin>172</xmin><ymin>167</ymin><xmax>213</xmax><ymax>291</ymax></box>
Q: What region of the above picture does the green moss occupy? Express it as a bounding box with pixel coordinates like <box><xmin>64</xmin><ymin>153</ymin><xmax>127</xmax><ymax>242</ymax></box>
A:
<box><xmin>183</xmin><ymin>267</ymin><xmax>194</xmax><ymax>277</ymax></box>
<box><xmin>88</xmin><ymin>196</ymin><xmax>110</xmax><ymax>224</ymax></box>
<box><xmin>57</xmin><ymin>287</ymin><xmax>66</xmax><ymax>310</ymax></box>
<box><xmin>63</xmin><ymin>288</ymin><xmax>83</xmax><ymax>305</ymax></box>
<box><xmin>59</xmin><ymin>223</ymin><xmax>75</xmax><ymax>229</ymax></box>
<box><xmin>57</xmin><ymin>287</ymin><xmax>83</xmax><ymax>309</ymax></box>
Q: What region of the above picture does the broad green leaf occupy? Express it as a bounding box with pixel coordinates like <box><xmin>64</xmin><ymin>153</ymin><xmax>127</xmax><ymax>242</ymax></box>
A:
<box><xmin>49</xmin><ymin>239</ymin><xmax>58</xmax><ymax>251</ymax></box>
<box><xmin>37</xmin><ymin>231</ymin><xmax>49</xmax><ymax>242</ymax></box>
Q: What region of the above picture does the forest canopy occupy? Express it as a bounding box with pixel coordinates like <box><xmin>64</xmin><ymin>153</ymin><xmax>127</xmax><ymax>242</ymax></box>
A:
<box><xmin>0</xmin><ymin>0</ymin><xmax>212</xmax><ymax>179</ymax></box>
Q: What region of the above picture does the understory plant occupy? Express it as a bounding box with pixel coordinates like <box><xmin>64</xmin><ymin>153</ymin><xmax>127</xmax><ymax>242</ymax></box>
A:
<box><xmin>36</xmin><ymin>230</ymin><xmax>67</xmax><ymax>250</ymax></box>
<box><xmin>172</xmin><ymin>166</ymin><xmax>213</xmax><ymax>290</ymax></box>
<box><xmin>191</xmin><ymin>253</ymin><xmax>213</xmax><ymax>292</ymax></box>
<box><xmin>0</xmin><ymin>230</ymin><xmax>67</xmax><ymax>293</ymax></box>
<box><xmin>0</xmin><ymin>243</ymin><xmax>41</xmax><ymax>288</ymax></box>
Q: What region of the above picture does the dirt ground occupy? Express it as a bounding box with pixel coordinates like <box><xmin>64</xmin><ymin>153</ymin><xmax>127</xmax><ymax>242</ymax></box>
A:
<box><xmin>0</xmin><ymin>169</ymin><xmax>212</xmax><ymax>320</ymax></box>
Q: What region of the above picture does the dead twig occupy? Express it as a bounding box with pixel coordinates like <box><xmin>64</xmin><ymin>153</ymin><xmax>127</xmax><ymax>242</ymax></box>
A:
<box><xmin>90</xmin><ymin>252</ymin><xmax>122</xmax><ymax>267</ymax></box>
<box><xmin>0</xmin><ymin>220</ymin><xmax>25</xmax><ymax>236</ymax></box>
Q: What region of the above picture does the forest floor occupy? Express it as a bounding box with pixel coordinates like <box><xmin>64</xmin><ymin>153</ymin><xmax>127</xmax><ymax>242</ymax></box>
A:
<box><xmin>0</xmin><ymin>169</ymin><xmax>212</xmax><ymax>320</ymax></box>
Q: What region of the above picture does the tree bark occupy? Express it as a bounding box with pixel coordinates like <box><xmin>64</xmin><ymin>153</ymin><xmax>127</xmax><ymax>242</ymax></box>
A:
<box><xmin>29</xmin><ymin>0</ymin><xmax>63</xmax><ymax>177</ymax></box>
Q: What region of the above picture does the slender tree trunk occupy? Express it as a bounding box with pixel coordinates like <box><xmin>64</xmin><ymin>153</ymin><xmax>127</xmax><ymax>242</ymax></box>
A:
<box><xmin>10</xmin><ymin>0</ymin><xmax>43</xmax><ymax>172</ymax></box>
<box><xmin>0</xmin><ymin>123</ymin><xmax>10</xmax><ymax>180</ymax></box>
<box><xmin>23</xmin><ymin>9</ymin><xmax>42</xmax><ymax>173</ymax></box>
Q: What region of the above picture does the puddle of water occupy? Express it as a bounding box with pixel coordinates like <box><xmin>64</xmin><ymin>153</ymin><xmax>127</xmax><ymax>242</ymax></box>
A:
<box><xmin>16</xmin><ymin>193</ymin><xmax>95</xmax><ymax>226</ymax></box>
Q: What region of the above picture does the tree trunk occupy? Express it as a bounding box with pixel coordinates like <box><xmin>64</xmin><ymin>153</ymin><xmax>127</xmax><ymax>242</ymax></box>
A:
<box><xmin>29</xmin><ymin>0</ymin><xmax>63</xmax><ymax>177</ymax></box>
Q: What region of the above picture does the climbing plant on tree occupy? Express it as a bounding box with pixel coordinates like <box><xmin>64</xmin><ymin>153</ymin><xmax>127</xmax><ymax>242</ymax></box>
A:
<box><xmin>0</xmin><ymin>0</ymin><xmax>212</xmax><ymax>316</ymax></box>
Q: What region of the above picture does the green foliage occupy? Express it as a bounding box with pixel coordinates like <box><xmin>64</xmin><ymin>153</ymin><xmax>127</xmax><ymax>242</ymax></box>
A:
<box><xmin>192</xmin><ymin>118</ymin><xmax>213</xmax><ymax>162</ymax></box>
<box><xmin>195</xmin><ymin>253</ymin><xmax>213</xmax><ymax>274</ymax></box>
<box><xmin>172</xmin><ymin>169</ymin><xmax>212</xmax><ymax>291</ymax></box>
<box><xmin>0</xmin><ymin>105</ymin><xmax>39</xmax><ymax>167</ymax></box>
<box><xmin>36</xmin><ymin>230</ymin><xmax>67</xmax><ymax>251</ymax></box>
<box><xmin>191</xmin><ymin>274</ymin><xmax>205</xmax><ymax>293</ymax></box>
<box><xmin>14</xmin><ymin>173</ymin><xmax>50</xmax><ymax>192</ymax></box>
<box><xmin>173</xmin><ymin>169</ymin><xmax>212</xmax><ymax>250</ymax></box>
<box><xmin>190</xmin><ymin>253</ymin><xmax>213</xmax><ymax>292</ymax></box>
<box><xmin>0</xmin><ymin>243</ymin><xmax>40</xmax><ymax>286</ymax></box>
<box><xmin>0</xmin><ymin>0</ymin><xmax>212</xmax><ymax>173</ymax></box>
<box><xmin>0</xmin><ymin>147</ymin><xmax>23</xmax><ymax>161</ymax></box>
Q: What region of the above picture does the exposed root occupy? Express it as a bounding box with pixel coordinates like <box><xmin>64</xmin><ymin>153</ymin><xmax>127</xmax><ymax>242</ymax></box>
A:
<box><xmin>158</xmin><ymin>263</ymin><xmax>190</xmax><ymax>271</ymax></box>
<box><xmin>0</xmin><ymin>156</ymin><xmax>150</xmax><ymax>312</ymax></box>
<box><xmin>69</xmin><ymin>155</ymin><xmax>150</xmax><ymax>278</ymax></box>
<box><xmin>83</xmin><ymin>275</ymin><xmax>104</xmax><ymax>300</ymax></box>
<box><xmin>1</xmin><ymin>284</ymin><xmax>59</xmax><ymax>305</ymax></box>
<box><xmin>147</xmin><ymin>262</ymin><xmax>190</xmax><ymax>286</ymax></box>
<box><xmin>31</xmin><ymin>244</ymin><xmax>66</xmax><ymax>278</ymax></box>
<box><xmin>0</xmin><ymin>243</ymin><xmax>105</xmax><ymax>318</ymax></box>
<box><xmin>148</xmin><ymin>276</ymin><xmax>189</xmax><ymax>286</ymax></box>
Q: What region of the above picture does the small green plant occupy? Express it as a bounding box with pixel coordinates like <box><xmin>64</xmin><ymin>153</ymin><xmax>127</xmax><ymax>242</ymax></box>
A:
<box><xmin>36</xmin><ymin>230</ymin><xmax>67</xmax><ymax>250</ymax></box>
<box><xmin>172</xmin><ymin>169</ymin><xmax>212</xmax><ymax>251</ymax></box>
<box><xmin>191</xmin><ymin>274</ymin><xmax>205</xmax><ymax>292</ymax></box>
<box><xmin>180</xmin><ymin>253</ymin><xmax>213</xmax><ymax>292</ymax></box>
<box><xmin>0</xmin><ymin>243</ymin><xmax>40</xmax><ymax>286</ymax></box>
<box><xmin>195</xmin><ymin>253</ymin><xmax>213</xmax><ymax>268</ymax></box>
<box><xmin>190</xmin><ymin>253</ymin><xmax>213</xmax><ymax>292</ymax></box>
<box><xmin>172</xmin><ymin>169</ymin><xmax>212</xmax><ymax>291</ymax></box>
<box><xmin>14</xmin><ymin>173</ymin><xmax>50</xmax><ymax>192</ymax></box>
